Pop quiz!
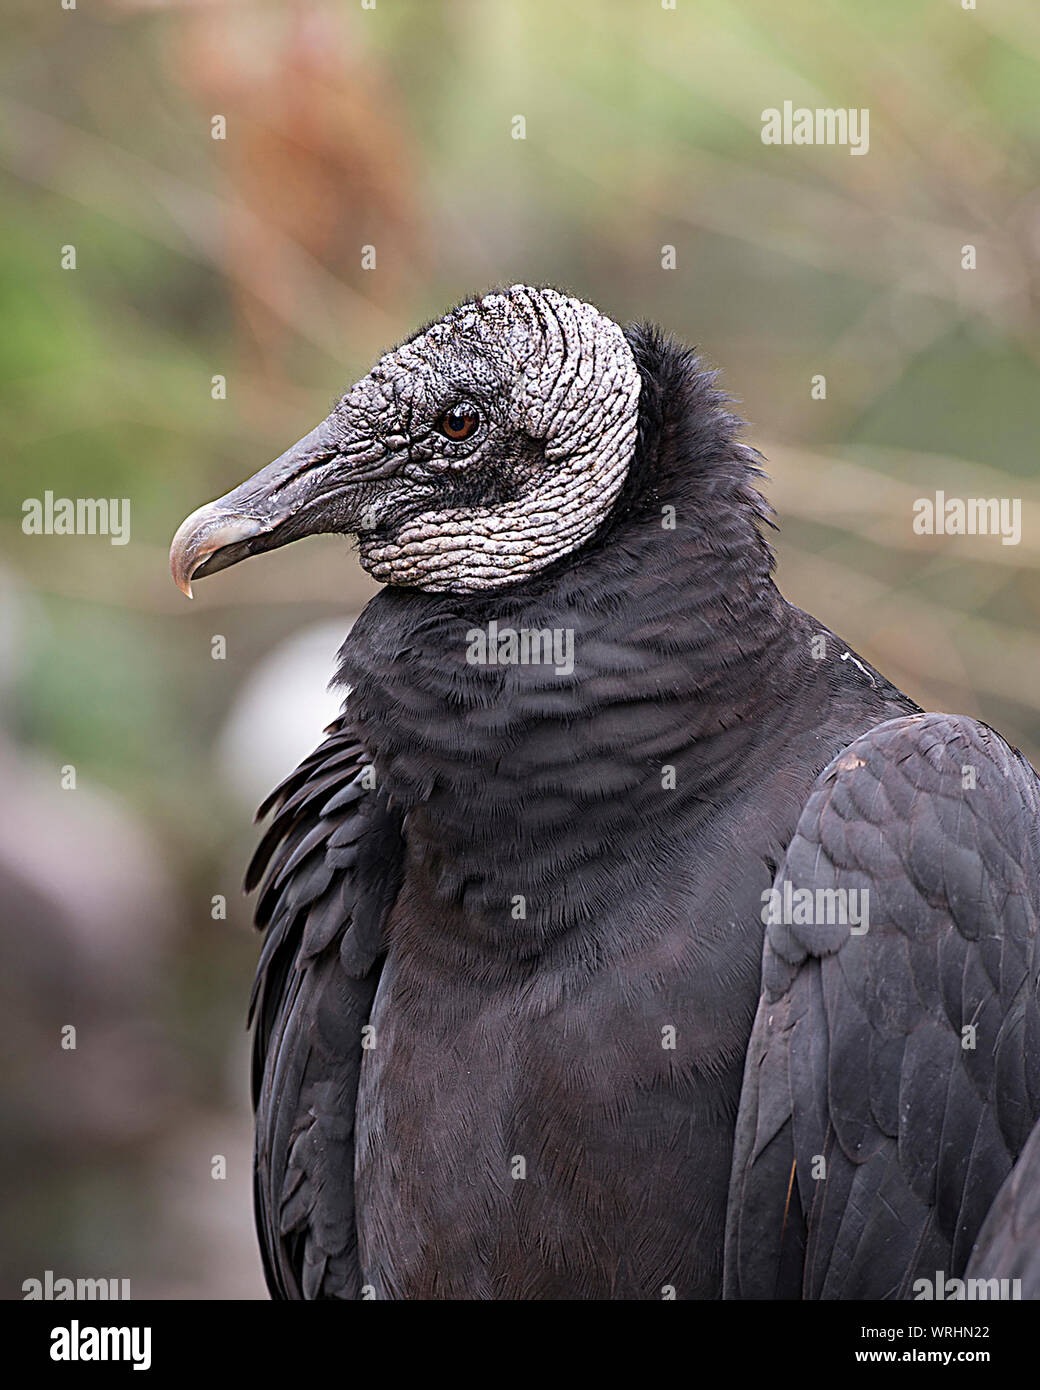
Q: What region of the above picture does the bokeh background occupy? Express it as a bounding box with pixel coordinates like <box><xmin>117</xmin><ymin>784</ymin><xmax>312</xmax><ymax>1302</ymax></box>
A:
<box><xmin>2</xmin><ymin>0</ymin><xmax>1038</xmax><ymax>1298</ymax></box>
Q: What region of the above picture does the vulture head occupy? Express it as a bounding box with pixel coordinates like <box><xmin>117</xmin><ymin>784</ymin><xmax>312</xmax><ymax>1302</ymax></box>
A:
<box><xmin>170</xmin><ymin>285</ymin><xmax>643</xmax><ymax>596</ymax></box>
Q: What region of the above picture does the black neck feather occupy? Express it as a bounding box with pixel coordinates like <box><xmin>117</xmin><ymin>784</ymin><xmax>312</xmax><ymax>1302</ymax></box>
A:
<box><xmin>332</xmin><ymin>331</ymin><xmax>852</xmax><ymax>949</ymax></box>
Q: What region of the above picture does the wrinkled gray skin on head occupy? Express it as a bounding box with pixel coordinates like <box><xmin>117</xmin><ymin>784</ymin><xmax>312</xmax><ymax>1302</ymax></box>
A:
<box><xmin>343</xmin><ymin>285</ymin><xmax>641</xmax><ymax>592</ymax></box>
<box><xmin>170</xmin><ymin>285</ymin><xmax>642</xmax><ymax>599</ymax></box>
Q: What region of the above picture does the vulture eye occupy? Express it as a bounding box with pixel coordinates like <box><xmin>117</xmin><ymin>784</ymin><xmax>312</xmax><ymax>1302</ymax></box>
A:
<box><xmin>437</xmin><ymin>404</ymin><xmax>480</xmax><ymax>441</ymax></box>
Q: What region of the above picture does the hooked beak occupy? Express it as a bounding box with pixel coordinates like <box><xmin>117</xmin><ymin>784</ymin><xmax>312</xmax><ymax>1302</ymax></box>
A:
<box><xmin>170</xmin><ymin>416</ymin><xmax>385</xmax><ymax>597</ymax></box>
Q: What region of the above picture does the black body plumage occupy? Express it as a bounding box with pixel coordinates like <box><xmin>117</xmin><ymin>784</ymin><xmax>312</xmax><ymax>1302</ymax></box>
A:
<box><xmin>173</xmin><ymin>293</ymin><xmax>1040</xmax><ymax>1299</ymax></box>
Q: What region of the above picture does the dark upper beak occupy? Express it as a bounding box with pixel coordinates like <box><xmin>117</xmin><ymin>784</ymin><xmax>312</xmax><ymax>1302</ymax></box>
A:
<box><xmin>170</xmin><ymin>416</ymin><xmax>387</xmax><ymax>597</ymax></box>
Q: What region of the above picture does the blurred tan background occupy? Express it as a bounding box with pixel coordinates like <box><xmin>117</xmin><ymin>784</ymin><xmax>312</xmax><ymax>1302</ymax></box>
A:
<box><xmin>1</xmin><ymin>0</ymin><xmax>1038</xmax><ymax>1297</ymax></box>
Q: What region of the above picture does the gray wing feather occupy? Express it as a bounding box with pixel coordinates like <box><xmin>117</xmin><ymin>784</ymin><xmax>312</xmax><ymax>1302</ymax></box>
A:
<box><xmin>248</xmin><ymin>717</ymin><xmax>403</xmax><ymax>1299</ymax></box>
<box><xmin>725</xmin><ymin>712</ymin><xmax>1040</xmax><ymax>1299</ymax></box>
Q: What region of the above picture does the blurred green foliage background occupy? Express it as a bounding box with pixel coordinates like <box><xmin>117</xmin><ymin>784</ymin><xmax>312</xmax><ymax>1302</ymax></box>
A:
<box><xmin>1</xmin><ymin>0</ymin><xmax>1038</xmax><ymax>1297</ymax></box>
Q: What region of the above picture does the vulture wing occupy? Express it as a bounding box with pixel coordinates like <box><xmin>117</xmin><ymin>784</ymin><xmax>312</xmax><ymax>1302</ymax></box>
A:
<box><xmin>247</xmin><ymin>715</ymin><xmax>404</xmax><ymax>1299</ymax></box>
<box><xmin>725</xmin><ymin>712</ymin><xmax>1040</xmax><ymax>1299</ymax></box>
<box><xmin>965</xmin><ymin>1112</ymin><xmax>1040</xmax><ymax>1297</ymax></box>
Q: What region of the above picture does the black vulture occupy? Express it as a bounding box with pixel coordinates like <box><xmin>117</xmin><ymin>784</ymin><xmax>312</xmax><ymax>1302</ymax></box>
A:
<box><xmin>170</xmin><ymin>286</ymin><xmax>1040</xmax><ymax>1300</ymax></box>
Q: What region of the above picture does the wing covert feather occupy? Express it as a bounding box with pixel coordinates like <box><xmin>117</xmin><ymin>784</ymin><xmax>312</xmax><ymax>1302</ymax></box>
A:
<box><xmin>725</xmin><ymin>713</ymin><xmax>1040</xmax><ymax>1299</ymax></box>
<box><xmin>248</xmin><ymin>716</ymin><xmax>403</xmax><ymax>1299</ymax></box>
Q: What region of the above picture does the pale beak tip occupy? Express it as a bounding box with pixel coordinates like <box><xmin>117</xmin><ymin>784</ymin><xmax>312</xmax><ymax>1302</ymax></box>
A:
<box><xmin>169</xmin><ymin>507</ymin><xmax>267</xmax><ymax>600</ymax></box>
<box><xmin>169</xmin><ymin>536</ymin><xmax>197</xmax><ymax>599</ymax></box>
<box><xmin>169</xmin><ymin>556</ymin><xmax>194</xmax><ymax>599</ymax></box>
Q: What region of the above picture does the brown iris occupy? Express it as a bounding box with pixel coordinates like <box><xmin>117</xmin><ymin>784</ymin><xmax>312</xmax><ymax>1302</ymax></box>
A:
<box><xmin>438</xmin><ymin>404</ymin><xmax>480</xmax><ymax>441</ymax></box>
